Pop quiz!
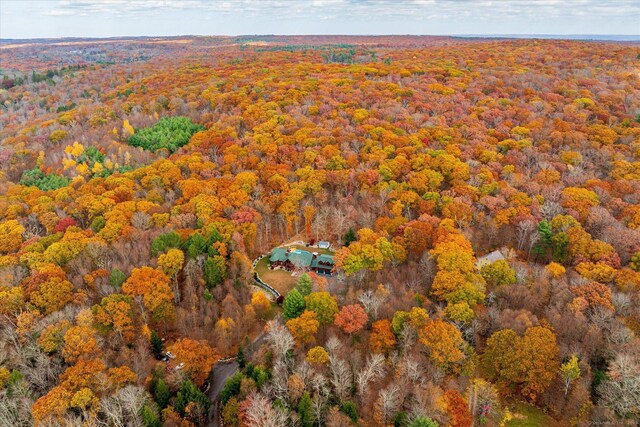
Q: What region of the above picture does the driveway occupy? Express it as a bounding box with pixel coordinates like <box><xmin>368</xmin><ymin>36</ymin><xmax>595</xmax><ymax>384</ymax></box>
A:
<box><xmin>207</xmin><ymin>360</ymin><xmax>240</xmax><ymax>426</ymax></box>
<box><xmin>207</xmin><ymin>332</ymin><xmax>269</xmax><ymax>426</ymax></box>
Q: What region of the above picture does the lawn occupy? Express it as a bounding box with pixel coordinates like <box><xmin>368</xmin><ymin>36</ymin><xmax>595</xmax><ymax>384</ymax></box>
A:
<box><xmin>505</xmin><ymin>402</ymin><xmax>561</xmax><ymax>427</ymax></box>
<box><xmin>312</xmin><ymin>246</ymin><xmax>336</xmax><ymax>255</ymax></box>
<box><xmin>285</xmin><ymin>244</ymin><xmax>335</xmax><ymax>256</ymax></box>
<box><xmin>254</xmin><ymin>256</ymin><xmax>298</xmax><ymax>295</ymax></box>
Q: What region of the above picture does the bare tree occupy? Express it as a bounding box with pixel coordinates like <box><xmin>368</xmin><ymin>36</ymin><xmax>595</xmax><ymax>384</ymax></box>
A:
<box><xmin>0</xmin><ymin>379</ymin><xmax>34</xmax><ymax>427</ymax></box>
<box><xmin>325</xmin><ymin>335</ymin><xmax>342</xmax><ymax>356</ymax></box>
<box><xmin>374</xmin><ymin>384</ymin><xmax>402</xmax><ymax>425</ymax></box>
<box><xmin>266</xmin><ymin>320</ymin><xmax>294</xmax><ymax>363</ymax></box>
<box><xmin>540</xmin><ymin>200</ymin><xmax>562</xmax><ymax>221</ymax></box>
<box><xmin>597</xmin><ymin>353</ymin><xmax>640</xmax><ymax>420</ymax></box>
<box><xmin>245</xmin><ymin>392</ymin><xmax>288</xmax><ymax>427</ymax></box>
<box><xmin>516</xmin><ymin>219</ymin><xmax>535</xmax><ymax>251</ymax></box>
<box><xmin>358</xmin><ymin>289</ymin><xmax>388</xmax><ymax>321</ymax></box>
<box><xmin>398</xmin><ymin>323</ymin><xmax>418</xmax><ymax>353</ymax></box>
<box><xmin>98</xmin><ymin>385</ymin><xmax>149</xmax><ymax>427</ymax></box>
<box><xmin>356</xmin><ymin>353</ymin><xmax>386</xmax><ymax>402</ymax></box>
<box><xmin>329</xmin><ymin>356</ymin><xmax>352</xmax><ymax>402</ymax></box>
<box><xmin>265</xmin><ymin>360</ymin><xmax>290</xmax><ymax>401</ymax></box>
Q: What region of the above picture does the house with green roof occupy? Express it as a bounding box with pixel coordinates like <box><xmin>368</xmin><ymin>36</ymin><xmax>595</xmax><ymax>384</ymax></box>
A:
<box><xmin>269</xmin><ymin>248</ymin><xmax>288</xmax><ymax>263</ymax></box>
<box><xmin>268</xmin><ymin>247</ymin><xmax>335</xmax><ymax>275</ymax></box>
<box><xmin>311</xmin><ymin>254</ymin><xmax>335</xmax><ymax>275</ymax></box>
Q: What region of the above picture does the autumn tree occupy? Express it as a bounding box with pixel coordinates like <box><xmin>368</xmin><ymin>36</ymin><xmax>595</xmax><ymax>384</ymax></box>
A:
<box><xmin>304</xmin><ymin>292</ymin><xmax>339</xmax><ymax>327</ymax></box>
<box><xmin>251</xmin><ymin>291</ymin><xmax>271</xmax><ymax>320</ymax></box>
<box><xmin>597</xmin><ymin>353</ymin><xmax>640</xmax><ymax>419</ymax></box>
<box><xmin>419</xmin><ymin>319</ymin><xmax>465</xmax><ymax>371</ymax></box>
<box><xmin>306</xmin><ymin>346</ymin><xmax>329</xmax><ymax>365</ymax></box>
<box><xmin>441</xmin><ymin>389</ymin><xmax>472</xmax><ymax>427</ymax></box>
<box><xmin>334</xmin><ymin>304</ymin><xmax>368</xmax><ymax>335</ymax></box>
<box><xmin>167</xmin><ymin>338</ymin><xmax>219</xmax><ymax>386</ymax></box>
<box><xmin>37</xmin><ymin>320</ymin><xmax>71</xmax><ymax>353</ymax></box>
<box><xmin>286</xmin><ymin>310</ymin><xmax>320</xmax><ymax>345</ymax></box>
<box><xmin>92</xmin><ymin>293</ymin><xmax>135</xmax><ymax>342</ymax></box>
<box><xmin>334</xmin><ymin>228</ymin><xmax>399</xmax><ymax>274</ymax></box>
<box><xmin>157</xmin><ymin>248</ymin><xmax>184</xmax><ymax>278</ymax></box>
<box><xmin>570</xmin><ymin>281</ymin><xmax>614</xmax><ymax>312</ymax></box>
<box><xmin>480</xmin><ymin>260</ymin><xmax>516</xmax><ymax>288</ymax></box>
<box><xmin>369</xmin><ymin>319</ymin><xmax>397</xmax><ymax>354</ymax></box>
<box><xmin>62</xmin><ymin>324</ymin><xmax>98</xmax><ymax>363</ymax></box>
<box><xmin>482</xmin><ymin>326</ymin><xmax>560</xmax><ymax>401</ymax></box>
<box><xmin>560</xmin><ymin>355</ymin><xmax>580</xmax><ymax>397</ymax></box>
<box><xmin>122</xmin><ymin>266</ymin><xmax>175</xmax><ymax>323</ymax></box>
<box><xmin>0</xmin><ymin>220</ymin><xmax>25</xmax><ymax>254</ymax></box>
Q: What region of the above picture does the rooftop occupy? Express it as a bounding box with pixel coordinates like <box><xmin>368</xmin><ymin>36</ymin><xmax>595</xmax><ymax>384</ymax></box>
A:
<box><xmin>311</xmin><ymin>253</ymin><xmax>335</xmax><ymax>268</ymax></box>
<box><xmin>476</xmin><ymin>250</ymin><xmax>505</xmax><ymax>265</ymax></box>
<box><xmin>269</xmin><ymin>247</ymin><xmax>334</xmax><ymax>270</ymax></box>
<box><xmin>288</xmin><ymin>249</ymin><xmax>314</xmax><ymax>268</ymax></box>
<box><xmin>269</xmin><ymin>247</ymin><xmax>288</xmax><ymax>263</ymax></box>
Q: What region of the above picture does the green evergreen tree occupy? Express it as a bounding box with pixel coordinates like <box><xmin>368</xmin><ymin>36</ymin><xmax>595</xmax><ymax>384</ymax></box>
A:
<box><xmin>344</xmin><ymin>227</ymin><xmax>357</xmax><ymax>247</ymax></box>
<box><xmin>237</xmin><ymin>345</ymin><xmax>246</xmax><ymax>369</ymax></box>
<box><xmin>90</xmin><ymin>216</ymin><xmax>106</xmax><ymax>232</ymax></box>
<box><xmin>295</xmin><ymin>273</ymin><xmax>312</xmax><ymax>296</ymax></box>
<box><xmin>221</xmin><ymin>372</ymin><xmax>243</xmax><ymax>404</ymax></box>
<box><xmin>394</xmin><ymin>411</ymin><xmax>408</xmax><ymax>427</ymax></box>
<box><xmin>341</xmin><ymin>400</ymin><xmax>358</xmax><ymax>422</ymax></box>
<box><xmin>283</xmin><ymin>289</ymin><xmax>305</xmax><ymax>319</ymax></box>
<box><xmin>19</xmin><ymin>167</ymin><xmax>70</xmax><ymax>191</ymax></box>
<box><xmin>534</xmin><ymin>220</ymin><xmax>553</xmax><ymax>257</ymax></box>
<box><xmin>297</xmin><ymin>392</ymin><xmax>313</xmax><ymax>427</ymax></box>
<box><xmin>551</xmin><ymin>232</ymin><xmax>569</xmax><ymax>264</ymax></box>
<box><xmin>142</xmin><ymin>404</ymin><xmax>161</xmax><ymax>427</ymax></box>
<box><xmin>175</xmin><ymin>380</ymin><xmax>209</xmax><ymax>417</ymax></box>
<box><xmin>108</xmin><ymin>269</ymin><xmax>126</xmax><ymax>288</ymax></box>
<box><xmin>128</xmin><ymin>116</ymin><xmax>204</xmax><ymax>153</ymax></box>
<box><xmin>184</xmin><ymin>232</ymin><xmax>207</xmax><ymax>259</ymax></box>
<box><xmin>151</xmin><ymin>231</ymin><xmax>182</xmax><ymax>256</ymax></box>
<box><xmin>204</xmin><ymin>255</ymin><xmax>227</xmax><ymax>288</ymax></box>
<box><xmin>154</xmin><ymin>378</ymin><xmax>170</xmax><ymax>409</ymax></box>
<box><xmin>150</xmin><ymin>330</ymin><xmax>164</xmax><ymax>359</ymax></box>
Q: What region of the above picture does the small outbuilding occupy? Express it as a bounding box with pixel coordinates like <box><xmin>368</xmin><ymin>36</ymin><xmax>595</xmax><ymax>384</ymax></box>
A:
<box><xmin>317</xmin><ymin>241</ymin><xmax>331</xmax><ymax>249</ymax></box>
<box><xmin>475</xmin><ymin>250</ymin><xmax>505</xmax><ymax>270</ymax></box>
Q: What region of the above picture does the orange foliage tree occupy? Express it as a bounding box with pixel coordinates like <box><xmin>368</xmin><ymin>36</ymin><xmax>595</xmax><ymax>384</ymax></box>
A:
<box><xmin>167</xmin><ymin>338</ymin><xmax>219</xmax><ymax>386</ymax></box>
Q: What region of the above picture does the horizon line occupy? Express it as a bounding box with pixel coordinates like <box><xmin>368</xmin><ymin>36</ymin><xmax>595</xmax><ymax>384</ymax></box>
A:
<box><xmin>2</xmin><ymin>33</ymin><xmax>639</xmax><ymax>42</ymax></box>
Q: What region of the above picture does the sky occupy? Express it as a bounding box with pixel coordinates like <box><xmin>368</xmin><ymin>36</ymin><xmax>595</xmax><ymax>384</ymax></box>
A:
<box><xmin>1</xmin><ymin>0</ymin><xmax>639</xmax><ymax>39</ymax></box>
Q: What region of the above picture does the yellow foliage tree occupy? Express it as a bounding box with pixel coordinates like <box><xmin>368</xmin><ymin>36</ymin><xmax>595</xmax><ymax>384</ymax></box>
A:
<box><xmin>157</xmin><ymin>248</ymin><xmax>184</xmax><ymax>278</ymax></box>
<box><xmin>306</xmin><ymin>346</ymin><xmax>329</xmax><ymax>365</ymax></box>
<box><xmin>286</xmin><ymin>310</ymin><xmax>320</xmax><ymax>346</ymax></box>
<box><xmin>0</xmin><ymin>220</ymin><xmax>25</xmax><ymax>254</ymax></box>
<box><xmin>419</xmin><ymin>319</ymin><xmax>465</xmax><ymax>371</ymax></box>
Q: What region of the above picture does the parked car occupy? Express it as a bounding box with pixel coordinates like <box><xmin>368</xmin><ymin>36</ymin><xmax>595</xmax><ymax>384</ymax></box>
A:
<box><xmin>175</xmin><ymin>362</ymin><xmax>185</xmax><ymax>370</ymax></box>
<box><xmin>165</xmin><ymin>351</ymin><xmax>175</xmax><ymax>359</ymax></box>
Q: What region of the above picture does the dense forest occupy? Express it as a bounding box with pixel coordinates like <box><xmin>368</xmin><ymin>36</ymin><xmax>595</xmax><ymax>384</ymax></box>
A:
<box><xmin>0</xmin><ymin>35</ymin><xmax>639</xmax><ymax>426</ymax></box>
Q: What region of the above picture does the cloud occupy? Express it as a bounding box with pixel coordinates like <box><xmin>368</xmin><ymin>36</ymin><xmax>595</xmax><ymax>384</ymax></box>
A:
<box><xmin>36</xmin><ymin>0</ymin><xmax>640</xmax><ymax>21</ymax></box>
<box><xmin>2</xmin><ymin>0</ymin><xmax>637</xmax><ymax>38</ymax></box>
